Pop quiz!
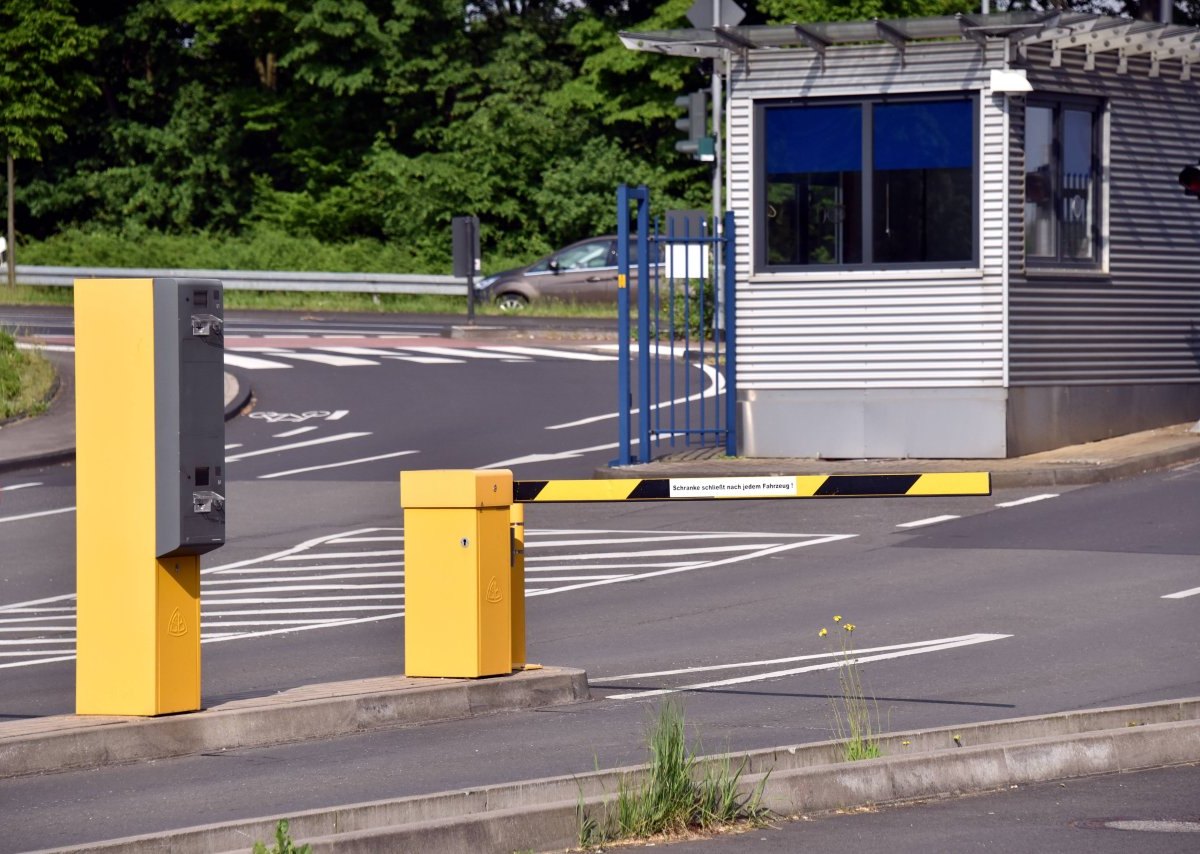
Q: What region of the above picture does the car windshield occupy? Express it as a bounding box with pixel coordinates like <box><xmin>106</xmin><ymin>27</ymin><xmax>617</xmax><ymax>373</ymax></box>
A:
<box><xmin>556</xmin><ymin>240</ymin><xmax>614</xmax><ymax>271</ymax></box>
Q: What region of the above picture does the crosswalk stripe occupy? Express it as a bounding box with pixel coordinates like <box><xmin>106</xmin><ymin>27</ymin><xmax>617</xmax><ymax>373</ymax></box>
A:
<box><xmin>383</xmin><ymin>354</ymin><xmax>462</xmax><ymax>364</ymax></box>
<box><xmin>400</xmin><ymin>345</ymin><xmax>528</xmax><ymax>361</ymax></box>
<box><xmin>481</xmin><ymin>345</ymin><xmax>617</xmax><ymax>362</ymax></box>
<box><xmin>224</xmin><ymin>353</ymin><xmax>292</xmax><ymax>370</ymax></box>
<box><xmin>256</xmin><ymin>351</ymin><xmax>381</xmax><ymax>367</ymax></box>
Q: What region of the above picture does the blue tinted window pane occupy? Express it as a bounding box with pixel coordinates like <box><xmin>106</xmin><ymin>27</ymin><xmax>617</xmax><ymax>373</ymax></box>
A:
<box><xmin>766</xmin><ymin>105</ymin><xmax>862</xmax><ymax>174</ymax></box>
<box><xmin>874</xmin><ymin>101</ymin><xmax>972</xmax><ymax>171</ymax></box>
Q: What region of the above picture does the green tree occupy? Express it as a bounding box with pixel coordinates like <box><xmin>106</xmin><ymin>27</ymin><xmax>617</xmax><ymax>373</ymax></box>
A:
<box><xmin>0</xmin><ymin>0</ymin><xmax>100</xmax><ymax>284</ymax></box>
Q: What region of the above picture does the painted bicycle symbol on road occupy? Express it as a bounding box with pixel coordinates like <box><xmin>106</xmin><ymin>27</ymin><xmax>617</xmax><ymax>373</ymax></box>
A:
<box><xmin>250</xmin><ymin>411</ymin><xmax>335</xmax><ymax>424</ymax></box>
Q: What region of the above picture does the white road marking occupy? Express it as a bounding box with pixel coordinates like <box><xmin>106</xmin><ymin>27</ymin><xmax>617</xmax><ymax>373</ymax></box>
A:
<box><xmin>402</xmin><ymin>345</ymin><xmax>528</xmax><ymax>361</ymax></box>
<box><xmin>315</xmin><ymin>346</ymin><xmax>404</xmax><ymax>357</ymax></box>
<box><xmin>0</xmin><ymin>527</ymin><xmax>852</xmax><ymax>667</ymax></box>
<box><xmin>383</xmin><ymin>354</ymin><xmax>462</xmax><ymax>364</ymax></box>
<box><xmin>326</xmin><ymin>410</ymin><xmax>349</xmax><ymax>420</ymax></box>
<box><xmin>0</xmin><ymin>482</ymin><xmax>41</xmax><ymax>491</ymax></box>
<box><xmin>273</xmin><ymin>426</ymin><xmax>318</xmax><ymax>438</ymax></box>
<box><xmin>525</xmin><ymin>543</ymin><xmax>785</xmax><ymax>562</ymax></box>
<box><xmin>257</xmin><ymin>449</ymin><xmax>419</xmax><ymax>479</ymax></box>
<box><xmin>480</xmin><ymin>441</ymin><xmax>622</xmax><ymax>469</ymax></box>
<box><xmin>204</xmin><ymin>573</ymin><xmax>403</xmax><ymax>585</ymax></box>
<box><xmin>482</xmin><ymin>345</ymin><xmax>617</xmax><ymax>362</ymax></box>
<box><xmin>1163</xmin><ymin>586</ymin><xmax>1200</xmax><ymax>599</ymax></box>
<box><xmin>593</xmin><ymin>635</ymin><xmax>1002</xmax><ymax>682</ymax></box>
<box><xmin>0</xmin><ymin>593</ymin><xmax>77</xmax><ymax>612</ymax></box>
<box><xmin>526</xmin><ymin>535</ymin><xmax>857</xmax><ymax>598</ymax></box>
<box><xmin>225</xmin><ymin>432</ymin><xmax>371</xmax><ymax>462</ymax></box>
<box><xmin>278</xmin><ymin>549</ymin><xmax>403</xmax><ymax>561</ymax></box>
<box><xmin>603</xmin><ymin>633</ymin><xmax>1013</xmax><ymax>700</ymax></box>
<box><xmin>525</xmin><ymin>561</ymin><xmax>700</xmax><ymax>572</ymax></box>
<box><xmin>326</xmin><ymin>536</ymin><xmax>404</xmax><ymax>543</ymax></box>
<box><xmin>224</xmin><ymin>443</ymin><xmax>243</xmax><ymax>450</ymax></box>
<box><xmin>213</xmin><ymin>561</ymin><xmax>404</xmax><ymax>575</ymax></box>
<box><xmin>224</xmin><ymin>353</ymin><xmax>292</xmax><ymax>370</ymax></box>
<box><xmin>527</xmin><ymin>532</ymin><xmax>814</xmax><ymax>548</ymax></box>
<box><xmin>897</xmin><ymin>515</ymin><xmax>960</xmax><ymax>528</ymax></box>
<box><xmin>995</xmin><ymin>494</ymin><xmax>1059</xmax><ymax>508</ymax></box>
<box><xmin>0</xmin><ymin>506</ymin><xmax>76</xmax><ymax>524</ymax></box>
<box><xmin>546</xmin><ymin>364</ymin><xmax>723</xmax><ymax>430</ymax></box>
<box><xmin>262</xmin><ymin>351</ymin><xmax>380</xmax><ymax>367</ymax></box>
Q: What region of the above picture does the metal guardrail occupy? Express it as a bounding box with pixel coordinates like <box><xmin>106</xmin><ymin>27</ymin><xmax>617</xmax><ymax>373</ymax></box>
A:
<box><xmin>14</xmin><ymin>265</ymin><xmax>469</xmax><ymax>296</ymax></box>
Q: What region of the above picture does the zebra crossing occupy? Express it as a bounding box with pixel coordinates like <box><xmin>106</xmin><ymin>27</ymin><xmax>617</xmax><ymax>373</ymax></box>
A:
<box><xmin>0</xmin><ymin>526</ymin><xmax>852</xmax><ymax>668</ymax></box>
<box><xmin>223</xmin><ymin>336</ymin><xmax>617</xmax><ymax>370</ymax></box>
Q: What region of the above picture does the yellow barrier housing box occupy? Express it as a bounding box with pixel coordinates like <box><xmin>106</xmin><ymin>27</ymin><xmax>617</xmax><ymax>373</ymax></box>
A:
<box><xmin>401</xmin><ymin>470</ymin><xmax>514</xmax><ymax>678</ymax></box>
<box><xmin>75</xmin><ymin>278</ymin><xmax>225</xmax><ymax>716</ymax></box>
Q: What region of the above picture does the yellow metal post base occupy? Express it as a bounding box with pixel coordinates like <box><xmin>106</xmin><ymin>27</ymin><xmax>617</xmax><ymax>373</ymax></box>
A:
<box><xmin>76</xmin><ymin>556</ymin><xmax>201</xmax><ymax>716</ymax></box>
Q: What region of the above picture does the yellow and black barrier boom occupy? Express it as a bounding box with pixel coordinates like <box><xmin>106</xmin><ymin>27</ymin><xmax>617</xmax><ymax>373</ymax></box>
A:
<box><xmin>513</xmin><ymin>472</ymin><xmax>990</xmax><ymax>503</ymax></box>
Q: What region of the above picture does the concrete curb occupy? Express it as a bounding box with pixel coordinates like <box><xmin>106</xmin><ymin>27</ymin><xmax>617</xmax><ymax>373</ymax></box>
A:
<box><xmin>35</xmin><ymin>696</ymin><xmax>1200</xmax><ymax>854</ymax></box>
<box><xmin>0</xmin><ymin>667</ymin><xmax>589</xmax><ymax>780</ymax></box>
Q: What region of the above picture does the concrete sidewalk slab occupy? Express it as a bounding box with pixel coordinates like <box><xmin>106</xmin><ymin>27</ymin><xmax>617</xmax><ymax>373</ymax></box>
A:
<box><xmin>0</xmin><ymin>666</ymin><xmax>589</xmax><ymax>780</ymax></box>
<box><xmin>31</xmin><ymin>697</ymin><xmax>1200</xmax><ymax>854</ymax></box>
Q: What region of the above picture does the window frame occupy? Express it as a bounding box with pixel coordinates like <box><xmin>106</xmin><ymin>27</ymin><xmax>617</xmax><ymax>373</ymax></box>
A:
<box><xmin>754</xmin><ymin>93</ymin><xmax>980</xmax><ymax>274</ymax></box>
<box><xmin>1022</xmin><ymin>94</ymin><xmax>1105</xmax><ymax>272</ymax></box>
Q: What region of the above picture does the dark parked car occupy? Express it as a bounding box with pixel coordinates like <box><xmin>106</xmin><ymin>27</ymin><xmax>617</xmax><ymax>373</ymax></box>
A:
<box><xmin>476</xmin><ymin>236</ymin><xmax>657</xmax><ymax>311</ymax></box>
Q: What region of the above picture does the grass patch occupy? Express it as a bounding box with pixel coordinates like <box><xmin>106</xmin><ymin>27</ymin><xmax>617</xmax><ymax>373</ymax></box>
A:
<box><xmin>579</xmin><ymin>699</ymin><xmax>769</xmax><ymax>847</ymax></box>
<box><xmin>0</xmin><ymin>330</ymin><xmax>56</xmax><ymax>422</ymax></box>
<box><xmin>0</xmin><ymin>285</ymin><xmax>74</xmax><ymax>307</ymax></box>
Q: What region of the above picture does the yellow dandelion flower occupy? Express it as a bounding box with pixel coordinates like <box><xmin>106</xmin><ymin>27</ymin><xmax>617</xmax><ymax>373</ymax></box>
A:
<box><xmin>844</xmin><ymin>623</ymin><xmax>856</xmax><ymax>632</ymax></box>
<box><xmin>818</xmin><ymin>627</ymin><xmax>828</xmax><ymax>637</ymax></box>
<box><xmin>833</xmin><ymin>615</ymin><xmax>842</xmax><ymax>622</ymax></box>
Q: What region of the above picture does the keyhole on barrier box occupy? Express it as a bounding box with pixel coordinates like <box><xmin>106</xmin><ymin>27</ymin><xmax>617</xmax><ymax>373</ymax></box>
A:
<box><xmin>460</xmin><ymin>538</ymin><xmax>470</xmax><ymax>548</ymax></box>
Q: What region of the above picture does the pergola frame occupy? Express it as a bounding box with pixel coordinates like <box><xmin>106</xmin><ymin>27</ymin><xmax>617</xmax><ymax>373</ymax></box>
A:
<box><xmin>618</xmin><ymin>11</ymin><xmax>1200</xmax><ymax>81</ymax></box>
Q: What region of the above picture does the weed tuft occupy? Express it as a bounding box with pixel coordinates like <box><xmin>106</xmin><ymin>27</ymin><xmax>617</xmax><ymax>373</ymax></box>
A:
<box><xmin>580</xmin><ymin>699</ymin><xmax>768</xmax><ymax>847</ymax></box>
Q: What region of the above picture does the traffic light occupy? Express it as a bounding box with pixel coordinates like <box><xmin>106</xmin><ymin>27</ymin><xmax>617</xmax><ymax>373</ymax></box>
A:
<box><xmin>1178</xmin><ymin>163</ymin><xmax>1200</xmax><ymax>198</ymax></box>
<box><xmin>674</xmin><ymin>91</ymin><xmax>715</xmax><ymax>162</ymax></box>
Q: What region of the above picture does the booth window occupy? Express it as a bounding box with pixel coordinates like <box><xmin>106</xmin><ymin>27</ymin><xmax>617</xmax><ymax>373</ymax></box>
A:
<box><xmin>1024</xmin><ymin>97</ymin><xmax>1101</xmax><ymax>268</ymax></box>
<box><xmin>759</xmin><ymin>96</ymin><xmax>976</xmax><ymax>270</ymax></box>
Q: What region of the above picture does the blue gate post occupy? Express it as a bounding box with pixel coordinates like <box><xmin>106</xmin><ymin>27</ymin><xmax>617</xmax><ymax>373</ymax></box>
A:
<box><xmin>614</xmin><ymin>184</ymin><xmax>650</xmax><ymax>466</ymax></box>
<box><xmin>722</xmin><ymin>211</ymin><xmax>737</xmax><ymax>457</ymax></box>
<box><xmin>636</xmin><ymin>191</ymin><xmax>651</xmax><ymax>462</ymax></box>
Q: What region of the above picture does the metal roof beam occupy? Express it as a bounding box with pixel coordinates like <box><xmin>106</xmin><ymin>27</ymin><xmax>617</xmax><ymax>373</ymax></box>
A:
<box><xmin>956</xmin><ymin>14</ymin><xmax>988</xmax><ymax>47</ymax></box>
<box><xmin>874</xmin><ymin>18</ymin><xmax>909</xmax><ymax>65</ymax></box>
<box><xmin>792</xmin><ymin>24</ymin><xmax>829</xmax><ymax>69</ymax></box>
<box><xmin>712</xmin><ymin>26</ymin><xmax>757</xmax><ymax>64</ymax></box>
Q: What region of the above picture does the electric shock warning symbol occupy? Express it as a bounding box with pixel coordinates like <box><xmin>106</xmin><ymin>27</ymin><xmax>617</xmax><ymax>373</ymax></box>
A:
<box><xmin>167</xmin><ymin>608</ymin><xmax>188</xmax><ymax>637</ymax></box>
<box><xmin>485</xmin><ymin>577</ymin><xmax>503</xmax><ymax>604</ymax></box>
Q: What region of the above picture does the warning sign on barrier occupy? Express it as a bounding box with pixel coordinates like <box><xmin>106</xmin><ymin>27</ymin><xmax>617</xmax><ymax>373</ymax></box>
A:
<box><xmin>513</xmin><ymin>472</ymin><xmax>990</xmax><ymax>503</ymax></box>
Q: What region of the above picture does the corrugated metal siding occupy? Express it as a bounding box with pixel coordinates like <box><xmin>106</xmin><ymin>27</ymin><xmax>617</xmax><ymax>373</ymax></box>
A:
<box><xmin>1010</xmin><ymin>47</ymin><xmax>1200</xmax><ymax>385</ymax></box>
<box><xmin>728</xmin><ymin>42</ymin><xmax>1009</xmax><ymax>390</ymax></box>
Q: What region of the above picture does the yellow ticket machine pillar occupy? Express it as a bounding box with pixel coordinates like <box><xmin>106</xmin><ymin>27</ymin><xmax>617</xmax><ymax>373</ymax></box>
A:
<box><xmin>401</xmin><ymin>470</ymin><xmax>513</xmax><ymax>678</ymax></box>
<box><xmin>75</xmin><ymin>278</ymin><xmax>226</xmax><ymax>715</ymax></box>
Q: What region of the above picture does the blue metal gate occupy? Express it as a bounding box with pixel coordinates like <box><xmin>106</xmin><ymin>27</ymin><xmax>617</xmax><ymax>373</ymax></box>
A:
<box><xmin>614</xmin><ymin>184</ymin><xmax>736</xmax><ymax>466</ymax></box>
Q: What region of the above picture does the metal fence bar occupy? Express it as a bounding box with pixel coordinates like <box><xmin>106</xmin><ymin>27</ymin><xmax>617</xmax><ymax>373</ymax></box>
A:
<box><xmin>11</xmin><ymin>265</ymin><xmax>467</xmax><ymax>295</ymax></box>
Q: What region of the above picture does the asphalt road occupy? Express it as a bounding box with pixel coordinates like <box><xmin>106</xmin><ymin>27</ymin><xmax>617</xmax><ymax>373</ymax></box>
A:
<box><xmin>1</xmin><ymin>307</ymin><xmax>1198</xmax><ymax>851</ymax></box>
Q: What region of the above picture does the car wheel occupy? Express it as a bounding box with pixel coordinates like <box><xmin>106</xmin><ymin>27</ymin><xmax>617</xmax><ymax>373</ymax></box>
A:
<box><xmin>495</xmin><ymin>293</ymin><xmax>529</xmax><ymax>312</ymax></box>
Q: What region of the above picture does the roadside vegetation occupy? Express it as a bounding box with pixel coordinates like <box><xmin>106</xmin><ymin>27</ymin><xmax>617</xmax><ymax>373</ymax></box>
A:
<box><xmin>0</xmin><ymin>329</ymin><xmax>55</xmax><ymax>422</ymax></box>
<box><xmin>820</xmin><ymin>615</ymin><xmax>883</xmax><ymax>761</ymax></box>
<box><xmin>251</xmin><ymin>819</ymin><xmax>310</xmax><ymax>854</ymax></box>
<box><xmin>579</xmin><ymin>699</ymin><xmax>769</xmax><ymax>847</ymax></box>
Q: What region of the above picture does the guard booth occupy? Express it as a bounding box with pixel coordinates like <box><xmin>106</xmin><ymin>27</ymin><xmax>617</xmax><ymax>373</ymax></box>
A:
<box><xmin>621</xmin><ymin>11</ymin><xmax>1200</xmax><ymax>459</ymax></box>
